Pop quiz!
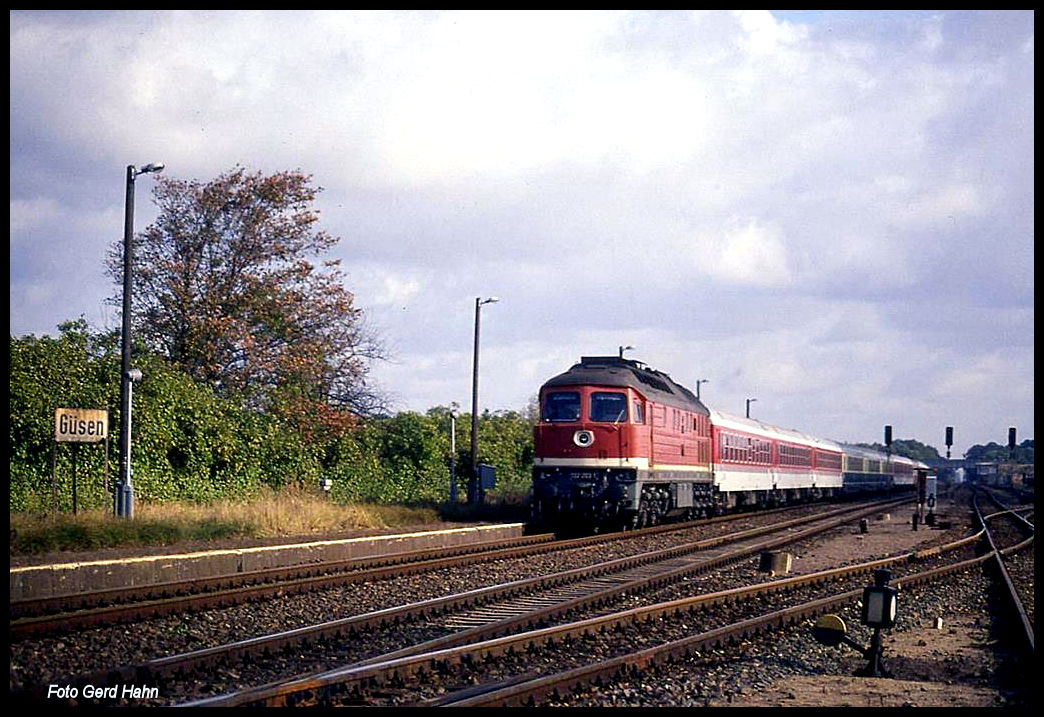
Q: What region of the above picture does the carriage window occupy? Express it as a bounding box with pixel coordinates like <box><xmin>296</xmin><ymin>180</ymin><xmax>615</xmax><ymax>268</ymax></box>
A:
<box><xmin>542</xmin><ymin>392</ymin><xmax>580</xmax><ymax>422</ymax></box>
<box><xmin>590</xmin><ymin>392</ymin><xmax>629</xmax><ymax>422</ymax></box>
<box><xmin>632</xmin><ymin>400</ymin><xmax>644</xmax><ymax>424</ymax></box>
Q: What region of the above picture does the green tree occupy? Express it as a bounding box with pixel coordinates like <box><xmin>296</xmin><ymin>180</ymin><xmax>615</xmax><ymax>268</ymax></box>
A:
<box><xmin>965</xmin><ymin>440</ymin><xmax>1033</xmax><ymax>463</ymax></box>
<box><xmin>12</xmin><ymin>319</ymin><xmax>537</xmax><ymax>513</ymax></box>
<box><xmin>10</xmin><ymin>320</ymin><xmax>324</xmax><ymax>511</ymax></box>
<box><xmin>855</xmin><ymin>439</ymin><xmax>942</xmax><ymax>462</ymax></box>
<box><xmin>9</xmin><ymin>319</ymin><xmax>120</xmax><ymax>511</ymax></box>
<box><xmin>106</xmin><ymin>166</ymin><xmax>387</xmax><ymax>416</ymax></box>
<box><xmin>474</xmin><ymin>409</ymin><xmax>535</xmax><ymax>500</ymax></box>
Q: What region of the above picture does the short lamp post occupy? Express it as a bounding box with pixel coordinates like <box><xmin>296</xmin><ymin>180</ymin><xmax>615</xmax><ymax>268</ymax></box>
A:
<box><xmin>859</xmin><ymin>568</ymin><xmax>898</xmax><ymax>677</ymax></box>
<box><xmin>812</xmin><ymin>568</ymin><xmax>898</xmax><ymax>679</ymax></box>
<box><xmin>449</xmin><ymin>402</ymin><xmax>459</xmax><ymax>504</ymax></box>
<box><xmin>695</xmin><ymin>379</ymin><xmax>708</xmax><ymax>400</ymax></box>
<box><xmin>118</xmin><ymin>162</ymin><xmax>164</xmax><ymax>519</ymax></box>
<box><xmin>116</xmin><ymin>368</ymin><xmax>143</xmax><ymax>518</ymax></box>
<box><xmin>745</xmin><ymin>397</ymin><xmax>757</xmax><ymax>419</ymax></box>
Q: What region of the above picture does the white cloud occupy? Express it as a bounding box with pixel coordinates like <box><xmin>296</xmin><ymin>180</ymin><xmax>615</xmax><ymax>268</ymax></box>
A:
<box><xmin>707</xmin><ymin>219</ymin><xmax>792</xmax><ymax>288</ymax></box>
<box><xmin>9</xmin><ymin>10</ymin><xmax>1034</xmax><ymax>450</ymax></box>
<box><xmin>734</xmin><ymin>9</ymin><xmax>808</xmax><ymax>57</ymax></box>
<box><xmin>372</xmin><ymin>272</ymin><xmax>424</xmax><ymax>307</ymax></box>
<box><xmin>10</xmin><ymin>198</ymin><xmax>61</xmax><ymax>234</ymax></box>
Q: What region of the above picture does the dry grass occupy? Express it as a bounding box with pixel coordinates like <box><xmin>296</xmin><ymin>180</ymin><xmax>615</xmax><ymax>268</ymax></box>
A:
<box><xmin>9</xmin><ymin>486</ymin><xmax>444</xmax><ymax>555</ymax></box>
<box><xmin>134</xmin><ymin>486</ymin><xmax>442</xmax><ymax>537</ymax></box>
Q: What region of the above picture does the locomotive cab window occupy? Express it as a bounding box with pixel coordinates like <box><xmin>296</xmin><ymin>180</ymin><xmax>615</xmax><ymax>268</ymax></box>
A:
<box><xmin>589</xmin><ymin>392</ymin><xmax>629</xmax><ymax>422</ymax></box>
<box><xmin>542</xmin><ymin>392</ymin><xmax>581</xmax><ymax>422</ymax></box>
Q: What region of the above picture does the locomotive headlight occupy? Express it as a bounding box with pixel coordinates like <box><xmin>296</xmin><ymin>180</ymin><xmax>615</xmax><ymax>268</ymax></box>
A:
<box><xmin>573</xmin><ymin>430</ymin><xmax>595</xmax><ymax>447</ymax></box>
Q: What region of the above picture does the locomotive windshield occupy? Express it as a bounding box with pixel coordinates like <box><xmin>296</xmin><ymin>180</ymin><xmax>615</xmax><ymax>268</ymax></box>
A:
<box><xmin>590</xmin><ymin>392</ymin><xmax>629</xmax><ymax>422</ymax></box>
<box><xmin>542</xmin><ymin>391</ymin><xmax>581</xmax><ymax>422</ymax></box>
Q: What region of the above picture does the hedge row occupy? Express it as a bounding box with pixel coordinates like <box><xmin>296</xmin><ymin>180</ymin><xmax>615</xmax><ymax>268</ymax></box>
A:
<box><xmin>10</xmin><ymin>322</ymin><xmax>534</xmax><ymax>513</ymax></box>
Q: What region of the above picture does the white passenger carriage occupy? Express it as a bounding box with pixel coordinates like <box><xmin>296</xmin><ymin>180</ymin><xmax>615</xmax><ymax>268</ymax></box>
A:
<box><xmin>708</xmin><ymin>409</ymin><xmax>843</xmax><ymax>510</ymax></box>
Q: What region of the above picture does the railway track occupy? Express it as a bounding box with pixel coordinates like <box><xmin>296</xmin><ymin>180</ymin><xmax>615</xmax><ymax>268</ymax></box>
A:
<box><xmin>183</xmin><ymin>503</ymin><xmax>980</xmax><ymax>707</ymax></box>
<box><xmin>11</xmin><ymin>498</ymin><xmax>907</xmax><ymax>705</ymax></box>
<box><xmin>7</xmin><ymin>502</ymin><xmax>854</xmax><ymax>639</ymax></box>
<box><xmin>9</xmin><ymin>532</ymin><xmax>552</xmax><ymax>631</ymax></box>
<box><xmin>975</xmin><ymin>488</ymin><xmax>1035</xmax><ymax>652</ymax></box>
<box><xmin>179</xmin><ymin>486</ymin><xmax>1030</xmax><ymax>708</ymax></box>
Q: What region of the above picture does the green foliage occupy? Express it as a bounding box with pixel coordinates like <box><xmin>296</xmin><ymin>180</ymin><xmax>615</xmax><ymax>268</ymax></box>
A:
<box><xmin>9</xmin><ymin>320</ymin><xmax>120</xmax><ymax>512</ymax></box>
<box><xmin>107</xmin><ymin>166</ymin><xmax>387</xmax><ymax>416</ymax></box>
<box><xmin>476</xmin><ymin>410</ymin><xmax>536</xmax><ymax>500</ymax></box>
<box><xmin>11</xmin><ymin>323</ymin><xmax>536</xmax><ymax>513</ymax></box>
<box><xmin>855</xmin><ymin>438</ymin><xmax>942</xmax><ymax>462</ymax></box>
<box><xmin>964</xmin><ymin>440</ymin><xmax>1033</xmax><ymax>464</ymax></box>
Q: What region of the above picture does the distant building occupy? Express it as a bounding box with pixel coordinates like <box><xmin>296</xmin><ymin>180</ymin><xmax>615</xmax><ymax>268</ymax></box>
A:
<box><xmin>969</xmin><ymin>460</ymin><xmax>1033</xmax><ymax>488</ymax></box>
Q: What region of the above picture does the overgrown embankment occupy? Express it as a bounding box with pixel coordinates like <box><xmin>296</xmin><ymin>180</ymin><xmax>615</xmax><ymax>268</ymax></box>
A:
<box><xmin>10</xmin><ymin>323</ymin><xmax>535</xmax><ymax>526</ymax></box>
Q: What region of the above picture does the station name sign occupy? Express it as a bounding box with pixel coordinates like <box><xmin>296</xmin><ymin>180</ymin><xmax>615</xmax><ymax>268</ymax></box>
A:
<box><xmin>55</xmin><ymin>408</ymin><xmax>109</xmax><ymax>443</ymax></box>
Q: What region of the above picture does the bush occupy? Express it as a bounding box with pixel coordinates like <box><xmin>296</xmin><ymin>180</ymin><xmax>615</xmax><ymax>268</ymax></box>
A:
<box><xmin>10</xmin><ymin>320</ymin><xmax>537</xmax><ymax>514</ymax></box>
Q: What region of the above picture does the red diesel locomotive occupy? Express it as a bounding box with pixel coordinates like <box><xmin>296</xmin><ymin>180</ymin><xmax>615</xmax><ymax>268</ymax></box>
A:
<box><xmin>531</xmin><ymin>355</ymin><xmax>844</xmax><ymax>531</ymax></box>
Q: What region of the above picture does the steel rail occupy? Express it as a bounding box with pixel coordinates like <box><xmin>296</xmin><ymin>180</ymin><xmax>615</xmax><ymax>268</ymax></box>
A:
<box><xmin>10</xmin><ymin>504</ymin><xmax>794</xmax><ymax>627</ymax></box>
<box><xmin>178</xmin><ymin>501</ymin><xmax>949</xmax><ymax>707</ymax></box>
<box><xmin>9</xmin><ymin>533</ymin><xmax>553</xmax><ymax>621</ymax></box>
<box><xmin>974</xmin><ymin>490</ymin><xmax>1034</xmax><ymax>655</ymax></box>
<box><xmin>17</xmin><ymin>500</ymin><xmax>900</xmax><ymax>703</ymax></box>
<box><xmin>14</xmin><ymin>515</ymin><xmax>748</xmax><ymax>636</ymax></box>
<box><xmin>444</xmin><ymin>553</ymin><xmax>996</xmax><ymax>706</ymax></box>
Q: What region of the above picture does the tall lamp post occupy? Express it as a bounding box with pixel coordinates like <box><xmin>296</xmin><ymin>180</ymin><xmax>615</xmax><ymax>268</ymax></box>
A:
<box><xmin>117</xmin><ymin>162</ymin><xmax>164</xmax><ymax>518</ymax></box>
<box><xmin>469</xmin><ymin>296</ymin><xmax>499</xmax><ymax>505</ymax></box>
<box><xmin>745</xmin><ymin>397</ymin><xmax>757</xmax><ymax>418</ymax></box>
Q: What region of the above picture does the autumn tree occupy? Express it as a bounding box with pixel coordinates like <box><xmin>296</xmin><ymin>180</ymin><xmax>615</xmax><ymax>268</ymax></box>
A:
<box><xmin>107</xmin><ymin>166</ymin><xmax>387</xmax><ymax>418</ymax></box>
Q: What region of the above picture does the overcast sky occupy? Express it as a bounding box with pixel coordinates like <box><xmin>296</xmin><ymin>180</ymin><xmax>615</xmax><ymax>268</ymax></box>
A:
<box><xmin>10</xmin><ymin>10</ymin><xmax>1034</xmax><ymax>457</ymax></box>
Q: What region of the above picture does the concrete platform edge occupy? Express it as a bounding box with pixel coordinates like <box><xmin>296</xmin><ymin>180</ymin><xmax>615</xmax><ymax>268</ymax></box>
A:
<box><xmin>10</xmin><ymin>524</ymin><xmax>526</xmax><ymax>601</ymax></box>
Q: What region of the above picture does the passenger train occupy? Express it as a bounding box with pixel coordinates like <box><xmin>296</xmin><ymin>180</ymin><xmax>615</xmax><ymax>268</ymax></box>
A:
<box><xmin>531</xmin><ymin>355</ymin><xmax>926</xmax><ymax>531</ymax></box>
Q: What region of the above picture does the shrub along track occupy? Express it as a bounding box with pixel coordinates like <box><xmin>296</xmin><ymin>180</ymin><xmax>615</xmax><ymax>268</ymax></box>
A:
<box><xmin>10</xmin><ymin>499</ymin><xmax>907</xmax><ymax>704</ymax></box>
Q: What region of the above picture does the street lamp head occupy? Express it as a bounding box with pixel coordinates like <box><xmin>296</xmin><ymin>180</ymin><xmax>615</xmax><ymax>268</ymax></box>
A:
<box><xmin>483</xmin><ymin>296</ymin><xmax>500</xmax><ymax>305</ymax></box>
<box><xmin>745</xmin><ymin>397</ymin><xmax>757</xmax><ymax>418</ymax></box>
<box><xmin>137</xmin><ymin>163</ymin><xmax>165</xmax><ymax>175</ymax></box>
